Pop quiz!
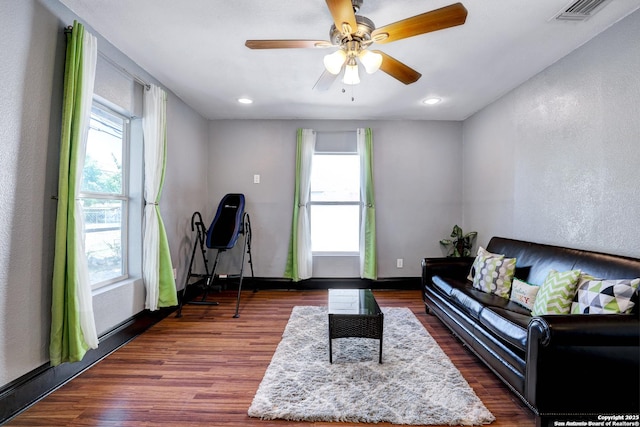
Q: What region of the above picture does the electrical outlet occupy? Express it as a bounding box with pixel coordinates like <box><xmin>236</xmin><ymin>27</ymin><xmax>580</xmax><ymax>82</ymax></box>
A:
<box><xmin>253</xmin><ymin>174</ymin><xmax>260</xmax><ymax>184</ymax></box>
<box><xmin>396</xmin><ymin>258</ymin><xmax>403</xmax><ymax>268</ymax></box>
<box><xmin>173</xmin><ymin>268</ymin><xmax>177</xmax><ymax>279</ymax></box>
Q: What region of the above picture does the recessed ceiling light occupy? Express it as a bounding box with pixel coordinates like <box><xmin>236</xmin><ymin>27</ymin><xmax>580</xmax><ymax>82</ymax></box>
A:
<box><xmin>422</xmin><ymin>97</ymin><xmax>441</xmax><ymax>105</ymax></box>
<box><xmin>237</xmin><ymin>97</ymin><xmax>253</xmax><ymax>104</ymax></box>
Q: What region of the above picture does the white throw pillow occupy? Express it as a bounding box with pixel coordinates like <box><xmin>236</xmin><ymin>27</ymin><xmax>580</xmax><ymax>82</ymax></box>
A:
<box><xmin>509</xmin><ymin>278</ymin><xmax>540</xmax><ymax>311</ymax></box>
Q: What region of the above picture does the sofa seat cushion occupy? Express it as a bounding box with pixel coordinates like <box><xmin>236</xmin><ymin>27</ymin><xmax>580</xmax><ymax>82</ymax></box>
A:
<box><xmin>450</xmin><ymin>288</ymin><xmax>487</xmax><ymax>319</ymax></box>
<box><xmin>450</xmin><ymin>284</ymin><xmax>524</xmax><ymax>320</ymax></box>
<box><xmin>479</xmin><ymin>307</ymin><xmax>531</xmax><ymax>351</ymax></box>
<box><xmin>432</xmin><ymin>275</ymin><xmax>459</xmax><ymax>297</ymax></box>
<box><xmin>433</xmin><ymin>275</ymin><xmax>533</xmax><ymax>320</ymax></box>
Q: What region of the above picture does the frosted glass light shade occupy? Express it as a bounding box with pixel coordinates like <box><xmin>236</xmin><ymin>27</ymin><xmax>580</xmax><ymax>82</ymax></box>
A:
<box><xmin>343</xmin><ymin>63</ymin><xmax>360</xmax><ymax>85</ymax></box>
<box><xmin>323</xmin><ymin>50</ymin><xmax>347</xmax><ymax>74</ymax></box>
<box><xmin>358</xmin><ymin>50</ymin><xmax>383</xmax><ymax>74</ymax></box>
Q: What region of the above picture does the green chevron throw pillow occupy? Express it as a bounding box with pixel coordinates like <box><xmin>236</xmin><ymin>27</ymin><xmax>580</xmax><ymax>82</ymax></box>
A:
<box><xmin>532</xmin><ymin>269</ymin><xmax>581</xmax><ymax>315</ymax></box>
<box><xmin>472</xmin><ymin>254</ymin><xmax>516</xmax><ymax>299</ymax></box>
<box><xmin>571</xmin><ymin>277</ymin><xmax>640</xmax><ymax>314</ymax></box>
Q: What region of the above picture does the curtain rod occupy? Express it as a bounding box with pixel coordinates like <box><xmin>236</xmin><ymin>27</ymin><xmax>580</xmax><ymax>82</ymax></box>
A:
<box><xmin>64</xmin><ymin>25</ymin><xmax>151</xmax><ymax>90</ymax></box>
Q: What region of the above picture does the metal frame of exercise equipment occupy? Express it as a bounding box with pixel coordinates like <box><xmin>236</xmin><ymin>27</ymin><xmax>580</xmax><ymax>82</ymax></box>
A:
<box><xmin>176</xmin><ymin>194</ymin><xmax>254</xmax><ymax>318</ymax></box>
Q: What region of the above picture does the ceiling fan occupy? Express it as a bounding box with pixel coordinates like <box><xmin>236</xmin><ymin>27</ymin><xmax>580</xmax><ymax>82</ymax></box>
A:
<box><xmin>245</xmin><ymin>0</ymin><xmax>468</xmax><ymax>90</ymax></box>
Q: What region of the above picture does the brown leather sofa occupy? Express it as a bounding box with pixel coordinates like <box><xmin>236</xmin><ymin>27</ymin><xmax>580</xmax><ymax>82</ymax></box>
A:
<box><xmin>422</xmin><ymin>237</ymin><xmax>640</xmax><ymax>427</ymax></box>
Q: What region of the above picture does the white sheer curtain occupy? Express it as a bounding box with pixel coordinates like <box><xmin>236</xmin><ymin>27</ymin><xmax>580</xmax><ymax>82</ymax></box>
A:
<box><xmin>284</xmin><ymin>129</ymin><xmax>316</xmax><ymax>281</ymax></box>
<box><xmin>74</xmin><ymin>29</ymin><xmax>99</xmax><ymax>349</ymax></box>
<box><xmin>296</xmin><ymin>129</ymin><xmax>315</xmax><ymax>280</ymax></box>
<box><xmin>142</xmin><ymin>84</ymin><xmax>177</xmax><ymax>310</ymax></box>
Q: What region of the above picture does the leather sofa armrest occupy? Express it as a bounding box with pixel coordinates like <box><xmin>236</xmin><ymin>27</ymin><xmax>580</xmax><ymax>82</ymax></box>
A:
<box><xmin>526</xmin><ymin>315</ymin><xmax>640</xmax><ymax>414</ymax></box>
<box><xmin>529</xmin><ymin>314</ymin><xmax>640</xmax><ymax>346</ymax></box>
<box><xmin>421</xmin><ymin>257</ymin><xmax>475</xmax><ymax>288</ymax></box>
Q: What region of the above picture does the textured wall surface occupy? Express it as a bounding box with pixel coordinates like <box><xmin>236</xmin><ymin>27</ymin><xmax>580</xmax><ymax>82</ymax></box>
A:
<box><xmin>208</xmin><ymin>119</ymin><xmax>463</xmax><ymax>278</ymax></box>
<box><xmin>0</xmin><ymin>0</ymin><xmax>61</xmax><ymax>387</ymax></box>
<box><xmin>0</xmin><ymin>0</ymin><xmax>209</xmax><ymax>387</ymax></box>
<box><xmin>163</xmin><ymin>95</ymin><xmax>210</xmax><ymax>289</ymax></box>
<box><xmin>463</xmin><ymin>10</ymin><xmax>640</xmax><ymax>257</ymax></box>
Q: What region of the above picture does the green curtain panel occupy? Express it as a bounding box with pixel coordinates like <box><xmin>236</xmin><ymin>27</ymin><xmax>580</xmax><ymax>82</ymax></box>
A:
<box><xmin>50</xmin><ymin>22</ymin><xmax>99</xmax><ymax>366</ymax></box>
<box><xmin>284</xmin><ymin>129</ymin><xmax>315</xmax><ymax>281</ymax></box>
<box><xmin>358</xmin><ymin>128</ymin><xmax>377</xmax><ymax>279</ymax></box>
<box><xmin>142</xmin><ymin>85</ymin><xmax>178</xmax><ymax>310</ymax></box>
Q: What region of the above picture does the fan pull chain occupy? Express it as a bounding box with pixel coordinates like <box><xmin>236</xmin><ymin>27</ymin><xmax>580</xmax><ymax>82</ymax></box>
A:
<box><xmin>341</xmin><ymin>86</ymin><xmax>356</xmax><ymax>102</ymax></box>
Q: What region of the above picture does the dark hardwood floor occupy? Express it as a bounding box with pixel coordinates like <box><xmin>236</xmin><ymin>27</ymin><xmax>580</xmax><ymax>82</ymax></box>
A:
<box><xmin>8</xmin><ymin>289</ymin><xmax>535</xmax><ymax>426</ymax></box>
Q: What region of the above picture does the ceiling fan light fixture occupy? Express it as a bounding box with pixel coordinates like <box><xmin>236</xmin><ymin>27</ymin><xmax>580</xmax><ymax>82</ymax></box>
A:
<box><xmin>358</xmin><ymin>50</ymin><xmax>383</xmax><ymax>74</ymax></box>
<box><xmin>323</xmin><ymin>49</ymin><xmax>347</xmax><ymax>75</ymax></box>
<box><xmin>246</xmin><ymin>2</ymin><xmax>469</xmax><ymax>89</ymax></box>
<box><xmin>343</xmin><ymin>61</ymin><xmax>360</xmax><ymax>85</ymax></box>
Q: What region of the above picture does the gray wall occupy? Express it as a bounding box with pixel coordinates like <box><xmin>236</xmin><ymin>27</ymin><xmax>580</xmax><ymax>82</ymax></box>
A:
<box><xmin>207</xmin><ymin>120</ymin><xmax>463</xmax><ymax>279</ymax></box>
<box><xmin>0</xmin><ymin>0</ymin><xmax>61</xmax><ymax>388</ymax></box>
<box><xmin>0</xmin><ymin>0</ymin><xmax>209</xmax><ymax>387</ymax></box>
<box><xmin>462</xmin><ymin>10</ymin><xmax>640</xmax><ymax>257</ymax></box>
<box><xmin>164</xmin><ymin>95</ymin><xmax>211</xmax><ymax>289</ymax></box>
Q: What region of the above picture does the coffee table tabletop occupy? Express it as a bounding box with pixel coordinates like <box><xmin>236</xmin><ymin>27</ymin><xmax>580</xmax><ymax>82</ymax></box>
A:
<box><xmin>327</xmin><ymin>289</ymin><xmax>384</xmax><ymax>363</ymax></box>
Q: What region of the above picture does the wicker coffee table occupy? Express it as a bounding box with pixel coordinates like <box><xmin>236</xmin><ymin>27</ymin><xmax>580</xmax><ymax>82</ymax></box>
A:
<box><xmin>328</xmin><ymin>289</ymin><xmax>384</xmax><ymax>363</ymax></box>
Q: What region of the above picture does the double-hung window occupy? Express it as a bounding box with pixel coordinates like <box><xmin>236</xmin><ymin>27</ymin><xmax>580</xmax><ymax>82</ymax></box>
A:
<box><xmin>310</xmin><ymin>132</ymin><xmax>360</xmax><ymax>255</ymax></box>
<box><xmin>79</xmin><ymin>103</ymin><xmax>129</xmax><ymax>287</ymax></box>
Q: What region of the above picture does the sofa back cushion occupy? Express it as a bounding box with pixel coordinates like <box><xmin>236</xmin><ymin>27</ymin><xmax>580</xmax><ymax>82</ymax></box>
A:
<box><xmin>486</xmin><ymin>238</ymin><xmax>575</xmax><ymax>285</ymax></box>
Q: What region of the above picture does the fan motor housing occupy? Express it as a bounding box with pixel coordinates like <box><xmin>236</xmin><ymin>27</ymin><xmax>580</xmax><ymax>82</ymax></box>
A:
<box><xmin>329</xmin><ymin>15</ymin><xmax>375</xmax><ymax>45</ymax></box>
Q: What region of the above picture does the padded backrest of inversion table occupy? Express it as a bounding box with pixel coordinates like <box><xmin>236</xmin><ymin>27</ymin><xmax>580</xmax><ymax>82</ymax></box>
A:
<box><xmin>206</xmin><ymin>193</ymin><xmax>245</xmax><ymax>249</ymax></box>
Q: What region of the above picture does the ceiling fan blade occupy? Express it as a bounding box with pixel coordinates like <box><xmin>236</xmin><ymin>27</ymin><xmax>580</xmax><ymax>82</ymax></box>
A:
<box><xmin>371</xmin><ymin>3</ymin><xmax>467</xmax><ymax>44</ymax></box>
<box><xmin>313</xmin><ymin>69</ymin><xmax>339</xmax><ymax>91</ymax></box>
<box><xmin>374</xmin><ymin>50</ymin><xmax>421</xmax><ymax>85</ymax></box>
<box><xmin>325</xmin><ymin>0</ymin><xmax>357</xmax><ymax>34</ymax></box>
<box><xmin>245</xmin><ymin>40</ymin><xmax>332</xmax><ymax>49</ymax></box>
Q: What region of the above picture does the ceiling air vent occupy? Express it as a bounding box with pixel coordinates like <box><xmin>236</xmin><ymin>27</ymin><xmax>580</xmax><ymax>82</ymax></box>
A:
<box><xmin>554</xmin><ymin>0</ymin><xmax>612</xmax><ymax>21</ymax></box>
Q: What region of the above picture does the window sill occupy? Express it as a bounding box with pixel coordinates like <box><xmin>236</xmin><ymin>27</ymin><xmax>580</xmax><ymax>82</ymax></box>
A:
<box><xmin>92</xmin><ymin>276</ymin><xmax>141</xmax><ymax>296</ymax></box>
<box><xmin>312</xmin><ymin>252</ymin><xmax>360</xmax><ymax>257</ymax></box>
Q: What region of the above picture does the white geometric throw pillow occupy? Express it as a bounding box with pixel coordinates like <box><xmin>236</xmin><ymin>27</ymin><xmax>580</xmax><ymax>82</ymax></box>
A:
<box><xmin>571</xmin><ymin>278</ymin><xmax>640</xmax><ymax>314</ymax></box>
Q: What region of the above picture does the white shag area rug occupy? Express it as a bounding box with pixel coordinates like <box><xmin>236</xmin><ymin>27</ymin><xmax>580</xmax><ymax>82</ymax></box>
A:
<box><xmin>248</xmin><ymin>306</ymin><xmax>495</xmax><ymax>425</ymax></box>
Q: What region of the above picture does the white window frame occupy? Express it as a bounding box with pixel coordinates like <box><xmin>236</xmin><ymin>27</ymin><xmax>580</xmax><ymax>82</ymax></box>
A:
<box><xmin>79</xmin><ymin>101</ymin><xmax>130</xmax><ymax>289</ymax></box>
<box><xmin>310</xmin><ymin>150</ymin><xmax>361</xmax><ymax>257</ymax></box>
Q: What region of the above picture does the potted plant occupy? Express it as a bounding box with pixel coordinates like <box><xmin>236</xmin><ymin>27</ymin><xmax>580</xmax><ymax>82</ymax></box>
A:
<box><xmin>439</xmin><ymin>225</ymin><xmax>477</xmax><ymax>257</ymax></box>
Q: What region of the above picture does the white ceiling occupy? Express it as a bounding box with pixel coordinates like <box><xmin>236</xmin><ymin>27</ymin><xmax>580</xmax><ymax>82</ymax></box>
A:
<box><xmin>58</xmin><ymin>0</ymin><xmax>640</xmax><ymax>121</ymax></box>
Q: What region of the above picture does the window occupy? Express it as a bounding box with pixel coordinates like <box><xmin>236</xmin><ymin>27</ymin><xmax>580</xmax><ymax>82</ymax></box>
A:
<box><xmin>79</xmin><ymin>103</ymin><xmax>129</xmax><ymax>287</ymax></box>
<box><xmin>310</xmin><ymin>151</ymin><xmax>360</xmax><ymax>254</ymax></box>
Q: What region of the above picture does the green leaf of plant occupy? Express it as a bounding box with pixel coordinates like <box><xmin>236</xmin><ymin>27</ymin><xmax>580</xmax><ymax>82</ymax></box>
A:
<box><xmin>451</xmin><ymin>225</ymin><xmax>463</xmax><ymax>238</ymax></box>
